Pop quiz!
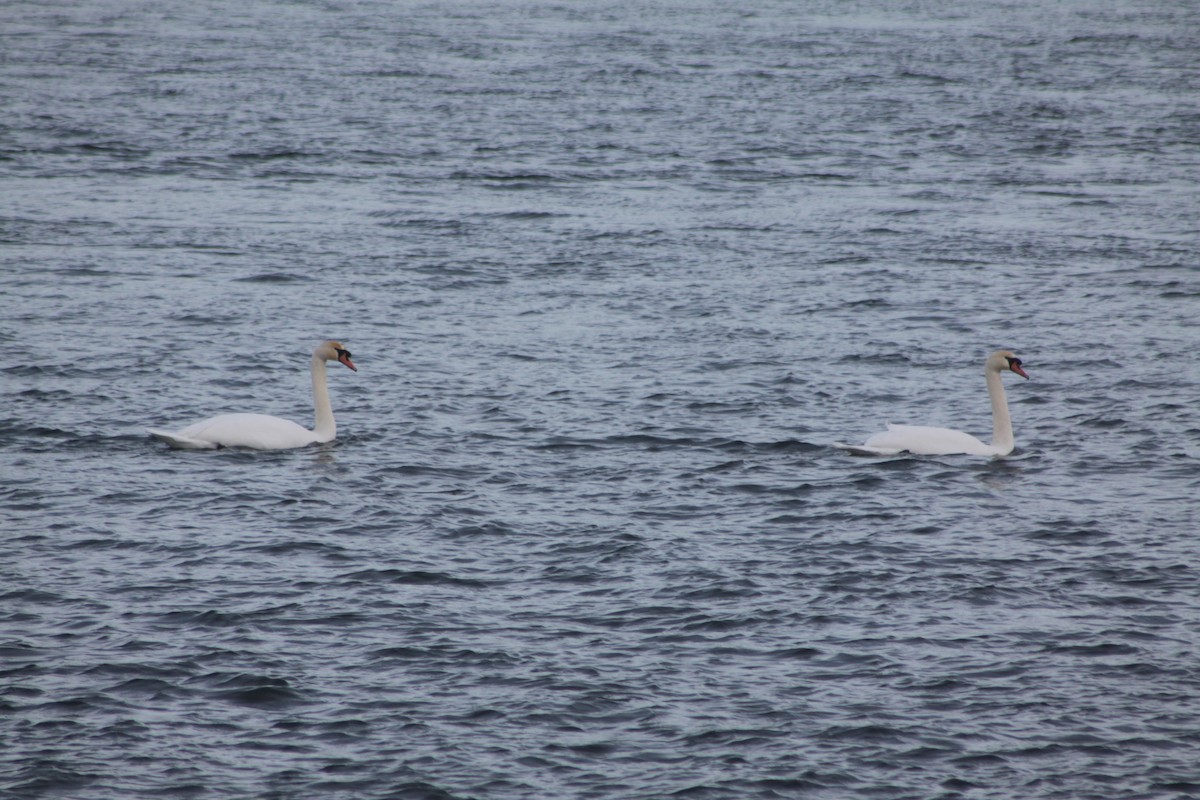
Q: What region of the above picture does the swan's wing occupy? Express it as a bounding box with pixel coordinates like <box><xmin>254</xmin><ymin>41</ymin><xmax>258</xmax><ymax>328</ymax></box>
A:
<box><xmin>147</xmin><ymin>428</ymin><xmax>220</xmax><ymax>450</ymax></box>
<box><xmin>173</xmin><ymin>413</ymin><xmax>317</xmax><ymax>450</ymax></box>
<box><xmin>865</xmin><ymin>424</ymin><xmax>993</xmax><ymax>456</ymax></box>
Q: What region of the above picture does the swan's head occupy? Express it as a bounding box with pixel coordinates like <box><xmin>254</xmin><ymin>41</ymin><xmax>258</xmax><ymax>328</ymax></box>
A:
<box><xmin>988</xmin><ymin>349</ymin><xmax>1028</xmax><ymax>379</ymax></box>
<box><xmin>316</xmin><ymin>340</ymin><xmax>357</xmax><ymax>372</ymax></box>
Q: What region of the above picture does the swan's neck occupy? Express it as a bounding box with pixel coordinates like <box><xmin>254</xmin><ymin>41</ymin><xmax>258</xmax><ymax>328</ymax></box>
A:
<box><xmin>311</xmin><ymin>354</ymin><xmax>335</xmax><ymax>442</ymax></box>
<box><xmin>986</xmin><ymin>367</ymin><xmax>1014</xmax><ymax>455</ymax></box>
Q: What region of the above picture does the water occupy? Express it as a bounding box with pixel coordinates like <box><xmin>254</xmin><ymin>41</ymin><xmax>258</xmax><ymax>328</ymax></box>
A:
<box><xmin>3</xmin><ymin>1</ymin><xmax>1199</xmax><ymax>798</ymax></box>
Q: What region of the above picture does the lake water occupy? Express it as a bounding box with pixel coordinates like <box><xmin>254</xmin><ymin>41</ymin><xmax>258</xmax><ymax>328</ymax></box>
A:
<box><xmin>2</xmin><ymin>1</ymin><xmax>1199</xmax><ymax>798</ymax></box>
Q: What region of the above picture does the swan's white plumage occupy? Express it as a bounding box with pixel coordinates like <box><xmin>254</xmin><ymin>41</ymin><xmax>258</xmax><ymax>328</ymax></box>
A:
<box><xmin>148</xmin><ymin>413</ymin><xmax>320</xmax><ymax>450</ymax></box>
<box><xmin>148</xmin><ymin>340</ymin><xmax>356</xmax><ymax>451</ymax></box>
<box><xmin>858</xmin><ymin>424</ymin><xmax>1002</xmax><ymax>456</ymax></box>
<box><xmin>836</xmin><ymin>350</ymin><xmax>1028</xmax><ymax>457</ymax></box>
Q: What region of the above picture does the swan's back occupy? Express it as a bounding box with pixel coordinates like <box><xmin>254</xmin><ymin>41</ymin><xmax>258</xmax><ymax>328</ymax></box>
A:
<box><xmin>156</xmin><ymin>413</ymin><xmax>320</xmax><ymax>450</ymax></box>
<box><xmin>864</xmin><ymin>424</ymin><xmax>1000</xmax><ymax>456</ymax></box>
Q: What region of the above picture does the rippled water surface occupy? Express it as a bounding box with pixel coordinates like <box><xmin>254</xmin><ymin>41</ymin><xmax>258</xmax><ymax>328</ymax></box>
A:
<box><xmin>3</xmin><ymin>1</ymin><xmax>1199</xmax><ymax>798</ymax></box>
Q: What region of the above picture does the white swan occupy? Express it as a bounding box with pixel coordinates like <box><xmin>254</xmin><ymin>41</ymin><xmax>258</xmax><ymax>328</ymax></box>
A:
<box><xmin>837</xmin><ymin>350</ymin><xmax>1029</xmax><ymax>457</ymax></box>
<box><xmin>148</xmin><ymin>340</ymin><xmax>357</xmax><ymax>450</ymax></box>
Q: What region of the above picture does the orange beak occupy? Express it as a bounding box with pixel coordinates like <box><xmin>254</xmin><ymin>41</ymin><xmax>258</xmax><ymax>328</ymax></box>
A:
<box><xmin>339</xmin><ymin>353</ymin><xmax>357</xmax><ymax>372</ymax></box>
<box><xmin>1011</xmin><ymin>363</ymin><xmax>1029</xmax><ymax>379</ymax></box>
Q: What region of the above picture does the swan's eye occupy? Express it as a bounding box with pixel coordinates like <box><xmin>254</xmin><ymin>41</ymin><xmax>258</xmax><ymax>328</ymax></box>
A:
<box><xmin>337</xmin><ymin>349</ymin><xmax>352</xmax><ymax>359</ymax></box>
<box><xmin>1007</xmin><ymin>357</ymin><xmax>1021</xmax><ymax>367</ymax></box>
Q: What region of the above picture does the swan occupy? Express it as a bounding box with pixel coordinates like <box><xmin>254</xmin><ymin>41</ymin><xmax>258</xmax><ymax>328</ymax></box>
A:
<box><xmin>147</xmin><ymin>340</ymin><xmax>357</xmax><ymax>450</ymax></box>
<box><xmin>836</xmin><ymin>350</ymin><xmax>1029</xmax><ymax>457</ymax></box>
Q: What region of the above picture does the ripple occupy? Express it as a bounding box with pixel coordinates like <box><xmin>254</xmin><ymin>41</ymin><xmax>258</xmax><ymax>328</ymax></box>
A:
<box><xmin>2</xmin><ymin>2</ymin><xmax>1198</xmax><ymax>798</ymax></box>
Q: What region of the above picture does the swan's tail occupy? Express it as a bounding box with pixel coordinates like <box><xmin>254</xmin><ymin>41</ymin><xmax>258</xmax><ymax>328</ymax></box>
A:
<box><xmin>147</xmin><ymin>428</ymin><xmax>219</xmax><ymax>450</ymax></box>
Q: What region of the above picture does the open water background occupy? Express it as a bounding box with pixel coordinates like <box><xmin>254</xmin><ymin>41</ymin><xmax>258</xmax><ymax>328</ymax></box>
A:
<box><xmin>2</xmin><ymin>1</ymin><xmax>1199</xmax><ymax>798</ymax></box>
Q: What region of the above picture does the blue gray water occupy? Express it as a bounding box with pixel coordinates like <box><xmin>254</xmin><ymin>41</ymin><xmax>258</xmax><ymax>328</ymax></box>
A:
<box><xmin>3</xmin><ymin>1</ymin><xmax>1199</xmax><ymax>798</ymax></box>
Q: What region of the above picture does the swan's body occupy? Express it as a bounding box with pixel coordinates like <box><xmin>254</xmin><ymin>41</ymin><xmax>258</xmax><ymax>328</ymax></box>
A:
<box><xmin>148</xmin><ymin>340</ymin><xmax>357</xmax><ymax>450</ymax></box>
<box><xmin>849</xmin><ymin>423</ymin><xmax>1008</xmax><ymax>457</ymax></box>
<box><xmin>837</xmin><ymin>350</ymin><xmax>1028</xmax><ymax>457</ymax></box>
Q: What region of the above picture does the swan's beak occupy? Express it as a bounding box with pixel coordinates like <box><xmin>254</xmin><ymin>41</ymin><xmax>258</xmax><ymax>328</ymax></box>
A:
<box><xmin>1011</xmin><ymin>363</ymin><xmax>1029</xmax><ymax>379</ymax></box>
<box><xmin>338</xmin><ymin>353</ymin><xmax>357</xmax><ymax>372</ymax></box>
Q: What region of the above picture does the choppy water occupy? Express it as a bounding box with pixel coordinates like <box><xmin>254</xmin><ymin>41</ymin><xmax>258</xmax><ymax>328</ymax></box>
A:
<box><xmin>3</xmin><ymin>1</ymin><xmax>1199</xmax><ymax>798</ymax></box>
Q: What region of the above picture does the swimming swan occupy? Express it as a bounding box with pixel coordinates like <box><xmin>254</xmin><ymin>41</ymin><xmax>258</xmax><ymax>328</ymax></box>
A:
<box><xmin>837</xmin><ymin>350</ymin><xmax>1029</xmax><ymax>456</ymax></box>
<box><xmin>148</xmin><ymin>340</ymin><xmax>357</xmax><ymax>450</ymax></box>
